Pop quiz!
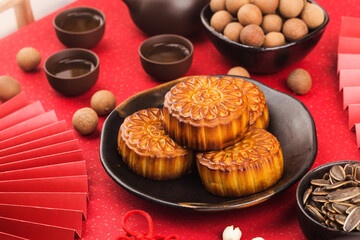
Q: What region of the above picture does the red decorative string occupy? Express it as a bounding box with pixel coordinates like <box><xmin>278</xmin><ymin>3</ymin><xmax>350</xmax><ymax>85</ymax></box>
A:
<box><xmin>118</xmin><ymin>210</ymin><xmax>180</xmax><ymax>240</ymax></box>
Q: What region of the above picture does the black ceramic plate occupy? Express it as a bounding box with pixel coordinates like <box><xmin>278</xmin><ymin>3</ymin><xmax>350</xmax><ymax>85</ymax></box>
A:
<box><xmin>100</xmin><ymin>76</ymin><xmax>318</xmax><ymax>211</ymax></box>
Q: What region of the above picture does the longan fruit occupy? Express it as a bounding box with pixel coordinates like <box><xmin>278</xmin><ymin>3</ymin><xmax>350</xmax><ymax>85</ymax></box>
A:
<box><xmin>72</xmin><ymin>107</ymin><xmax>99</xmax><ymax>135</ymax></box>
<box><xmin>287</xmin><ymin>68</ymin><xmax>312</xmax><ymax>95</ymax></box>
<box><xmin>225</xmin><ymin>0</ymin><xmax>249</xmax><ymax>15</ymax></box>
<box><xmin>210</xmin><ymin>0</ymin><xmax>226</xmax><ymax>12</ymax></box>
<box><xmin>0</xmin><ymin>76</ymin><xmax>21</xmax><ymax>102</ymax></box>
<box><xmin>250</xmin><ymin>0</ymin><xmax>279</xmax><ymax>14</ymax></box>
<box><xmin>224</xmin><ymin>22</ymin><xmax>243</xmax><ymax>42</ymax></box>
<box><xmin>227</xmin><ymin>66</ymin><xmax>250</xmax><ymax>78</ymax></box>
<box><xmin>90</xmin><ymin>90</ymin><xmax>116</xmax><ymax>116</ymax></box>
<box><xmin>16</xmin><ymin>47</ymin><xmax>41</xmax><ymax>72</ymax></box>
<box><xmin>262</xmin><ymin>14</ymin><xmax>283</xmax><ymax>33</ymax></box>
<box><xmin>282</xmin><ymin>18</ymin><xmax>308</xmax><ymax>42</ymax></box>
<box><xmin>279</xmin><ymin>0</ymin><xmax>304</xmax><ymax>18</ymax></box>
<box><xmin>263</xmin><ymin>32</ymin><xmax>286</xmax><ymax>47</ymax></box>
<box><xmin>301</xmin><ymin>3</ymin><xmax>325</xmax><ymax>29</ymax></box>
<box><xmin>237</xmin><ymin>4</ymin><xmax>263</xmax><ymax>26</ymax></box>
<box><xmin>210</xmin><ymin>10</ymin><xmax>233</xmax><ymax>33</ymax></box>
<box><xmin>240</xmin><ymin>24</ymin><xmax>264</xmax><ymax>47</ymax></box>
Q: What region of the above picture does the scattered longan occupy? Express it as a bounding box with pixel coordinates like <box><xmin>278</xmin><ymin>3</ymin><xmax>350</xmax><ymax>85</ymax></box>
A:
<box><xmin>262</xmin><ymin>14</ymin><xmax>283</xmax><ymax>33</ymax></box>
<box><xmin>282</xmin><ymin>18</ymin><xmax>308</xmax><ymax>42</ymax></box>
<box><xmin>263</xmin><ymin>32</ymin><xmax>286</xmax><ymax>47</ymax></box>
<box><xmin>210</xmin><ymin>10</ymin><xmax>233</xmax><ymax>33</ymax></box>
<box><xmin>237</xmin><ymin>4</ymin><xmax>263</xmax><ymax>26</ymax></box>
<box><xmin>301</xmin><ymin>3</ymin><xmax>325</xmax><ymax>29</ymax></box>
<box><xmin>279</xmin><ymin>0</ymin><xmax>304</xmax><ymax>18</ymax></box>
<box><xmin>227</xmin><ymin>66</ymin><xmax>250</xmax><ymax>78</ymax></box>
<box><xmin>240</xmin><ymin>24</ymin><xmax>264</xmax><ymax>47</ymax></box>
<box><xmin>90</xmin><ymin>90</ymin><xmax>116</xmax><ymax>116</ymax></box>
<box><xmin>16</xmin><ymin>47</ymin><xmax>41</xmax><ymax>72</ymax></box>
<box><xmin>225</xmin><ymin>0</ymin><xmax>249</xmax><ymax>15</ymax></box>
<box><xmin>72</xmin><ymin>107</ymin><xmax>99</xmax><ymax>135</ymax></box>
<box><xmin>0</xmin><ymin>76</ymin><xmax>21</xmax><ymax>102</ymax></box>
<box><xmin>210</xmin><ymin>0</ymin><xmax>226</xmax><ymax>12</ymax></box>
<box><xmin>224</xmin><ymin>22</ymin><xmax>243</xmax><ymax>42</ymax></box>
<box><xmin>250</xmin><ymin>0</ymin><xmax>279</xmax><ymax>14</ymax></box>
<box><xmin>287</xmin><ymin>68</ymin><xmax>312</xmax><ymax>95</ymax></box>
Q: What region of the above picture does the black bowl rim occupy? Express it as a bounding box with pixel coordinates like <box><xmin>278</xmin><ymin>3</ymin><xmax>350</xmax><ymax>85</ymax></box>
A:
<box><xmin>200</xmin><ymin>0</ymin><xmax>329</xmax><ymax>52</ymax></box>
<box><xmin>138</xmin><ymin>34</ymin><xmax>194</xmax><ymax>66</ymax></box>
<box><xmin>100</xmin><ymin>75</ymin><xmax>318</xmax><ymax>211</ymax></box>
<box><xmin>44</xmin><ymin>48</ymin><xmax>100</xmax><ymax>80</ymax></box>
<box><xmin>53</xmin><ymin>6</ymin><xmax>106</xmax><ymax>35</ymax></box>
<box><xmin>296</xmin><ymin>160</ymin><xmax>360</xmax><ymax>235</ymax></box>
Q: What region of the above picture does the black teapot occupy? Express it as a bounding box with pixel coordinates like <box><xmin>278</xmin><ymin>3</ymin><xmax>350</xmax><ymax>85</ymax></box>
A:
<box><xmin>123</xmin><ymin>0</ymin><xmax>209</xmax><ymax>36</ymax></box>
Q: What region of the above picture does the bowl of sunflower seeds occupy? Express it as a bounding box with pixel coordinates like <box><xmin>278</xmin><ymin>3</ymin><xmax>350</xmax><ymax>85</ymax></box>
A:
<box><xmin>296</xmin><ymin>161</ymin><xmax>360</xmax><ymax>240</ymax></box>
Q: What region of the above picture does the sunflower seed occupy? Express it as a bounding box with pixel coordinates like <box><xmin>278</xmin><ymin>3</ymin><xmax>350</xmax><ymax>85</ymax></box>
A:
<box><xmin>344</xmin><ymin>207</ymin><xmax>360</xmax><ymax>232</ymax></box>
<box><xmin>330</xmin><ymin>165</ymin><xmax>346</xmax><ymax>181</ymax></box>
<box><xmin>344</xmin><ymin>164</ymin><xmax>354</xmax><ymax>176</ymax></box>
<box><xmin>335</xmin><ymin>214</ymin><xmax>347</xmax><ymax>225</ymax></box>
<box><xmin>323</xmin><ymin>172</ymin><xmax>329</xmax><ymax>180</ymax></box>
<box><xmin>306</xmin><ymin>205</ymin><xmax>325</xmax><ymax>223</ymax></box>
<box><xmin>346</xmin><ymin>205</ymin><xmax>358</xmax><ymax>215</ymax></box>
<box><xmin>325</xmin><ymin>203</ymin><xmax>336</xmax><ymax>213</ymax></box>
<box><xmin>325</xmin><ymin>181</ymin><xmax>358</xmax><ymax>190</ymax></box>
<box><xmin>327</xmin><ymin>212</ymin><xmax>336</xmax><ymax>221</ymax></box>
<box><xmin>313</xmin><ymin>195</ymin><xmax>328</xmax><ymax>203</ymax></box>
<box><xmin>355</xmin><ymin>167</ymin><xmax>360</xmax><ymax>182</ymax></box>
<box><xmin>329</xmin><ymin>221</ymin><xmax>341</xmax><ymax>230</ymax></box>
<box><xmin>326</xmin><ymin>187</ymin><xmax>360</xmax><ymax>202</ymax></box>
<box><xmin>311</xmin><ymin>179</ymin><xmax>331</xmax><ymax>186</ymax></box>
<box><xmin>303</xmin><ymin>187</ymin><xmax>313</xmax><ymax>205</ymax></box>
<box><xmin>332</xmin><ymin>203</ymin><xmax>353</xmax><ymax>214</ymax></box>
<box><xmin>313</xmin><ymin>187</ymin><xmax>328</xmax><ymax>196</ymax></box>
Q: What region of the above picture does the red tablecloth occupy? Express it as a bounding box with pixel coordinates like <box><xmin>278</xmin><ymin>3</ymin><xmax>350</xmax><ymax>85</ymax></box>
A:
<box><xmin>1</xmin><ymin>0</ymin><xmax>360</xmax><ymax>239</ymax></box>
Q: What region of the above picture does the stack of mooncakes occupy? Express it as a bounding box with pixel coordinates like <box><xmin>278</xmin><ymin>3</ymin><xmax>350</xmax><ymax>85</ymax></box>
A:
<box><xmin>118</xmin><ymin>75</ymin><xmax>283</xmax><ymax>197</ymax></box>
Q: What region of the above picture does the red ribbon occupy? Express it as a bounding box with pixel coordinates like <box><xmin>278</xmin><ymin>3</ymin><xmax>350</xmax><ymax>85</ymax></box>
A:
<box><xmin>118</xmin><ymin>210</ymin><xmax>180</xmax><ymax>240</ymax></box>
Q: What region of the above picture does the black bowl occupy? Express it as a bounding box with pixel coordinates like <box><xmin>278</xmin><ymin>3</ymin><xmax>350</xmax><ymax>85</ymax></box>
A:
<box><xmin>296</xmin><ymin>161</ymin><xmax>360</xmax><ymax>240</ymax></box>
<box><xmin>100</xmin><ymin>75</ymin><xmax>318</xmax><ymax>211</ymax></box>
<box><xmin>200</xmin><ymin>1</ymin><xmax>329</xmax><ymax>74</ymax></box>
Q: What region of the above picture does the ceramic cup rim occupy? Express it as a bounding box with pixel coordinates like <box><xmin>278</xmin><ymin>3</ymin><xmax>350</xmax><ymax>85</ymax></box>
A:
<box><xmin>138</xmin><ymin>34</ymin><xmax>194</xmax><ymax>66</ymax></box>
<box><xmin>53</xmin><ymin>6</ymin><xmax>106</xmax><ymax>35</ymax></box>
<box><xmin>44</xmin><ymin>48</ymin><xmax>100</xmax><ymax>80</ymax></box>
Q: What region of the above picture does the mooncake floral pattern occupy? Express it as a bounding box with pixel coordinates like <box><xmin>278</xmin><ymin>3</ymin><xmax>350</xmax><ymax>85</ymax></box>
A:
<box><xmin>165</xmin><ymin>76</ymin><xmax>247</xmax><ymax>121</ymax></box>
<box><xmin>202</xmin><ymin>128</ymin><xmax>280</xmax><ymax>165</ymax></box>
<box><xmin>120</xmin><ymin>108</ymin><xmax>186</xmax><ymax>155</ymax></box>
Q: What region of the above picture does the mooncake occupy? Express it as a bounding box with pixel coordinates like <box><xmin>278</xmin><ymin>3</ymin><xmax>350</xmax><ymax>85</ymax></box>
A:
<box><xmin>163</xmin><ymin>76</ymin><xmax>250</xmax><ymax>151</ymax></box>
<box><xmin>118</xmin><ymin>108</ymin><xmax>194</xmax><ymax>180</ymax></box>
<box><xmin>196</xmin><ymin>128</ymin><xmax>283</xmax><ymax>197</ymax></box>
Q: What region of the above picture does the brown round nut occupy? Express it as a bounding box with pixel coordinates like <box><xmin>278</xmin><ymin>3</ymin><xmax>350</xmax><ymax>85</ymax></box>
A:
<box><xmin>301</xmin><ymin>3</ymin><xmax>325</xmax><ymax>29</ymax></box>
<box><xmin>263</xmin><ymin>32</ymin><xmax>286</xmax><ymax>47</ymax></box>
<box><xmin>0</xmin><ymin>76</ymin><xmax>21</xmax><ymax>102</ymax></box>
<box><xmin>16</xmin><ymin>47</ymin><xmax>41</xmax><ymax>72</ymax></box>
<box><xmin>90</xmin><ymin>90</ymin><xmax>116</xmax><ymax>116</ymax></box>
<box><xmin>262</xmin><ymin>14</ymin><xmax>283</xmax><ymax>33</ymax></box>
<box><xmin>279</xmin><ymin>0</ymin><xmax>304</xmax><ymax>18</ymax></box>
<box><xmin>250</xmin><ymin>0</ymin><xmax>279</xmax><ymax>14</ymax></box>
<box><xmin>240</xmin><ymin>24</ymin><xmax>264</xmax><ymax>47</ymax></box>
<box><xmin>210</xmin><ymin>0</ymin><xmax>226</xmax><ymax>12</ymax></box>
<box><xmin>225</xmin><ymin>0</ymin><xmax>249</xmax><ymax>15</ymax></box>
<box><xmin>237</xmin><ymin>3</ymin><xmax>262</xmax><ymax>26</ymax></box>
<box><xmin>227</xmin><ymin>66</ymin><xmax>250</xmax><ymax>78</ymax></box>
<box><xmin>72</xmin><ymin>107</ymin><xmax>99</xmax><ymax>135</ymax></box>
<box><xmin>282</xmin><ymin>18</ymin><xmax>308</xmax><ymax>42</ymax></box>
<box><xmin>224</xmin><ymin>22</ymin><xmax>243</xmax><ymax>42</ymax></box>
<box><xmin>287</xmin><ymin>68</ymin><xmax>312</xmax><ymax>95</ymax></box>
<box><xmin>210</xmin><ymin>10</ymin><xmax>233</xmax><ymax>33</ymax></box>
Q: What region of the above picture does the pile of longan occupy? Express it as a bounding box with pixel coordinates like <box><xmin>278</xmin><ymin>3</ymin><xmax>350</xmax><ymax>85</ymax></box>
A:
<box><xmin>210</xmin><ymin>0</ymin><xmax>325</xmax><ymax>47</ymax></box>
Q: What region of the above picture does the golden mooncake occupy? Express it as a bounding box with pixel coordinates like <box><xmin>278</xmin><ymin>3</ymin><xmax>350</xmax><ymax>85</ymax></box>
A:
<box><xmin>163</xmin><ymin>76</ymin><xmax>250</xmax><ymax>151</ymax></box>
<box><xmin>196</xmin><ymin>128</ymin><xmax>283</xmax><ymax>197</ymax></box>
<box><xmin>227</xmin><ymin>77</ymin><xmax>269</xmax><ymax>129</ymax></box>
<box><xmin>118</xmin><ymin>108</ymin><xmax>194</xmax><ymax>180</ymax></box>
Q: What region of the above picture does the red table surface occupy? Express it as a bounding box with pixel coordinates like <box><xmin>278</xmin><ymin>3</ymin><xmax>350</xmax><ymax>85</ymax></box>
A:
<box><xmin>1</xmin><ymin>0</ymin><xmax>360</xmax><ymax>239</ymax></box>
